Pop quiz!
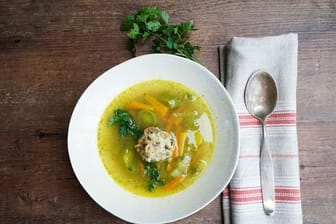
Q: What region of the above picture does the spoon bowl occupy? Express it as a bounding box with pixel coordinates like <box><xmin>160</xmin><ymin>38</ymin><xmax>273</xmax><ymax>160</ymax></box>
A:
<box><xmin>245</xmin><ymin>71</ymin><xmax>278</xmax><ymax>120</ymax></box>
<box><xmin>244</xmin><ymin>70</ymin><xmax>278</xmax><ymax>216</ymax></box>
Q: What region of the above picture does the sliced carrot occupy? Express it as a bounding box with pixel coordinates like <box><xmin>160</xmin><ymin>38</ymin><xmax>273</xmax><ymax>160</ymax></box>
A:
<box><xmin>127</xmin><ymin>101</ymin><xmax>154</xmax><ymax>111</ymax></box>
<box><xmin>174</xmin><ymin>116</ymin><xmax>183</xmax><ymax>126</ymax></box>
<box><xmin>165</xmin><ymin>117</ymin><xmax>174</xmax><ymax>131</ymax></box>
<box><xmin>166</xmin><ymin>161</ymin><xmax>173</xmax><ymax>172</ymax></box>
<box><xmin>165</xmin><ymin>175</ymin><xmax>186</xmax><ymax>190</ymax></box>
<box><xmin>190</xmin><ymin>151</ymin><xmax>201</xmax><ymax>167</ymax></box>
<box><xmin>165</xmin><ymin>113</ymin><xmax>183</xmax><ymax>131</ymax></box>
<box><xmin>173</xmin><ymin>145</ymin><xmax>179</xmax><ymax>159</ymax></box>
<box><xmin>174</xmin><ymin>104</ymin><xmax>189</xmax><ymax>114</ymax></box>
<box><xmin>144</xmin><ymin>94</ymin><xmax>169</xmax><ymax>117</ymax></box>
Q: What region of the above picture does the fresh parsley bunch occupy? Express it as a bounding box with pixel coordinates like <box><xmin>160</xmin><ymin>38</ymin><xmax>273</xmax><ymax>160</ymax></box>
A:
<box><xmin>120</xmin><ymin>6</ymin><xmax>200</xmax><ymax>62</ymax></box>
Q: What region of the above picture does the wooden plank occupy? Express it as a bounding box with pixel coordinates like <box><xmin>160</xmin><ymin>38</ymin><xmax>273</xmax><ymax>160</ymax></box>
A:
<box><xmin>0</xmin><ymin>0</ymin><xmax>335</xmax><ymax>223</ymax></box>
<box><xmin>298</xmin><ymin>121</ymin><xmax>336</xmax><ymax>224</ymax></box>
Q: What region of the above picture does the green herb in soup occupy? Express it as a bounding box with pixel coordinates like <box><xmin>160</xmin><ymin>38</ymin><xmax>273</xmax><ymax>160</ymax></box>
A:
<box><xmin>144</xmin><ymin>162</ymin><xmax>165</xmax><ymax>191</ymax></box>
<box><xmin>97</xmin><ymin>80</ymin><xmax>215</xmax><ymax>197</ymax></box>
<box><xmin>109</xmin><ymin>109</ymin><xmax>143</xmax><ymax>138</ymax></box>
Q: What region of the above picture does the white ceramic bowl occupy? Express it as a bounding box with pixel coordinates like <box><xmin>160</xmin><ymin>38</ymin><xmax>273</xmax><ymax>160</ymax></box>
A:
<box><xmin>68</xmin><ymin>54</ymin><xmax>239</xmax><ymax>223</ymax></box>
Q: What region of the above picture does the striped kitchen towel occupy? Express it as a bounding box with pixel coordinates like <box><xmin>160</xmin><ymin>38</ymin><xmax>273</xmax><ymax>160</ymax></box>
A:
<box><xmin>222</xmin><ymin>33</ymin><xmax>303</xmax><ymax>223</ymax></box>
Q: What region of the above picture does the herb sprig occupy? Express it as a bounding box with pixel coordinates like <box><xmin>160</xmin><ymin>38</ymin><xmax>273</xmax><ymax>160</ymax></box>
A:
<box><xmin>144</xmin><ymin>162</ymin><xmax>165</xmax><ymax>191</ymax></box>
<box><xmin>120</xmin><ymin>6</ymin><xmax>200</xmax><ymax>62</ymax></box>
<box><xmin>109</xmin><ymin>109</ymin><xmax>143</xmax><ymax>138</ymax></box>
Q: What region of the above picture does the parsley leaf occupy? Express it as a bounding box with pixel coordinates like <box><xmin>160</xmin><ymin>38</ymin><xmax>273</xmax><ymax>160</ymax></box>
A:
<box><xmin>146</xmin><ymin>20</ymin><xmax>161</xmax><ymax>32</ymax></box>
<box><xmin>144</xmin><ymin>162</ymin><xmax>165</xmax><ymax>191</ymax></box>
<box><xmin>109</xmin><ymin>109</ymin><xmax>143</xmax><ymax>138</ymax></box>
<box><xmin>120</xmin><ymin>15</ymin><xmax>135</xmax><ymax>31</ymax></box>
<box><xmin>120</xmin><ymin>6</ymin><xmax>200</xmax><ymax>62</ymax></box>
<box><xmin>127</xmin><ymin>23</ymin><xmax>140</xmax><ymax>40</ymax></box>
<box><xmin>160</xmin><ymin>10</ymin><xmax>169</xmax><ymax>25</ymax></box>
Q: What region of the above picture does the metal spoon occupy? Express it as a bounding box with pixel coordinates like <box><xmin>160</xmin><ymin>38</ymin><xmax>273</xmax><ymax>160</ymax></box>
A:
<box><xmin>244</xmin><ymin>70</ymin><xmax>278</xmax><ymax>216</ymax></box>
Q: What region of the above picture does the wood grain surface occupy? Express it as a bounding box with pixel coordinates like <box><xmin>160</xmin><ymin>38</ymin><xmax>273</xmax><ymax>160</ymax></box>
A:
<box><xmin>1</xmin><ymin>1</ymin><xmax>335</xmax><ymax>223</ymax></box>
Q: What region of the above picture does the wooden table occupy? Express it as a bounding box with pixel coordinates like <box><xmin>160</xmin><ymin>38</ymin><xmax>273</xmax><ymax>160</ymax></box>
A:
<box><xmin>1</xmin><ymin>1</ymin><xmax>335</xmax><ymax>223</ymax></box>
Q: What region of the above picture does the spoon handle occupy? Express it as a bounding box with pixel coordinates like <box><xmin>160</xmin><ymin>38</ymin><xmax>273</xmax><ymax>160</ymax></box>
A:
<box><xmin>260</xmin><ymin>122</ymin><xmax>275</xmax><ymax>215</ymax></box>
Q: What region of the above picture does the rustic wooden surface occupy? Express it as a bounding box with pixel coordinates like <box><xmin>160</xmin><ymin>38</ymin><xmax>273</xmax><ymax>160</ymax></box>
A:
<box><xmin>1</xmin><ymin>1</ymin><xmax>335</xmax><ymax>223</ymax></box>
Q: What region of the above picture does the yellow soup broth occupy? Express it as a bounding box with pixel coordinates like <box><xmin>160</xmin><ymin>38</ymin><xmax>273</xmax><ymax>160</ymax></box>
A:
<box><xmin>97</xmin><ymin>80</ymin><xmax>216</xmax><ymax>197</ymax></box>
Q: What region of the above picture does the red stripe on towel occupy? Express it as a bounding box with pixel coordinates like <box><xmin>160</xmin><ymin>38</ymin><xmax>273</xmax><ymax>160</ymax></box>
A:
<box><xmin>229</xmin><ymin>187</ymin><xmax>301</xmax><ymax>204</ymax></box>
<box><xmin>239</xmin><ymin>111</ymin><xmax>296</xmax><ymax>127</ymax></box>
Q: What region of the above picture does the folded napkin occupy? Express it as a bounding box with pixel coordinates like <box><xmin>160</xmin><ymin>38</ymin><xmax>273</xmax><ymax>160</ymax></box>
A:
<box><xmin>221</xmin><ymin>33</ymin><xmax>302</xmax><ymax>224</ymax></box>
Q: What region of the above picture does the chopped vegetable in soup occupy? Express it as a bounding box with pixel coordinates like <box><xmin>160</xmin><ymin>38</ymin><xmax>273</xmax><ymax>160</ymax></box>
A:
<box><xmin>97</xmin><ymin>80</ymin><xmax>216</xmax><ymax>197</ymax></box>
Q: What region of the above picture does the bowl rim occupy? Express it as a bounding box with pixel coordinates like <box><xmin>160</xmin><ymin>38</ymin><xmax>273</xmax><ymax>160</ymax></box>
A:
<box><xmin>67</xmin><ymin>53</ymin><xmax>240</xmax><ymax>223</ymax></box>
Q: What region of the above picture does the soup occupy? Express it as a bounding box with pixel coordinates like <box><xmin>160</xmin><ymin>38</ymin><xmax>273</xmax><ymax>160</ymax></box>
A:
<box><xmin>97</xmin><ymin>80</ymin><xmax>216</xmax><ymax>197</ymax></box>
